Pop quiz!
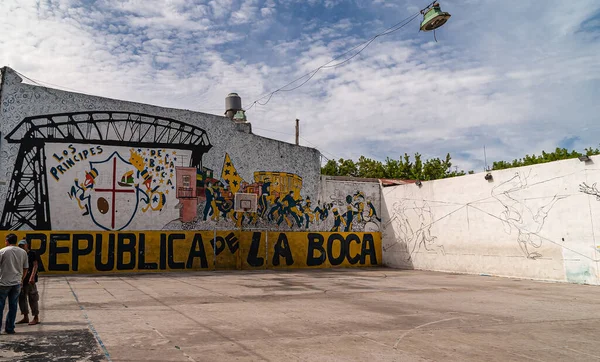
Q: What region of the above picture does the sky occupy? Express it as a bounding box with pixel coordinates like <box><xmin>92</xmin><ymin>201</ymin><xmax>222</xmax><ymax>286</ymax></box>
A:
<box><xmin>1</xmin><ymin>0</ymin><xmax>599</xmax><ymax>172</ymax></box>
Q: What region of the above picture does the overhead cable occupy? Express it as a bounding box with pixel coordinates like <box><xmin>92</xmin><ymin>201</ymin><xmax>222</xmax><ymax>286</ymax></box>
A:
<box><xmin>246</xmin><ymin>6</ymin><xmax>430</xmax><ymax>111</ymax></box>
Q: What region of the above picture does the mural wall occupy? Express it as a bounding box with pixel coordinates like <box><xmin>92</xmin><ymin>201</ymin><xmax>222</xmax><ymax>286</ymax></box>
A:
<box><xmin>382</xmin><ymin>156</ymin><xmax>600</xmax><ymax>285</ymax></box>
<box><xmin>0</xmin><ymin>67</ymin><xmax>382</xmax><ymax>272</ymax></box>
<box><xmin>0</xmin><ymin>231</ymin><xmax>381</xmax><ymax>273</ymax></box>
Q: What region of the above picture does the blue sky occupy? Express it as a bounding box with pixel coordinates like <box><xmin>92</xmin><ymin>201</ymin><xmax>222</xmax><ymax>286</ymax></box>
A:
<box><xmin>1</xmin><ymin>0</ymin><xmax>599</xmax><ymax>172</ymax></box>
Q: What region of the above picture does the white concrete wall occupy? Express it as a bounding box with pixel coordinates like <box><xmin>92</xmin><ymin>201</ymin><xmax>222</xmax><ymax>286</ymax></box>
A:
<box><xmin>382</xmin><ymin>156</ymin><xmax>600</xmax><ymax>285</ymax></box>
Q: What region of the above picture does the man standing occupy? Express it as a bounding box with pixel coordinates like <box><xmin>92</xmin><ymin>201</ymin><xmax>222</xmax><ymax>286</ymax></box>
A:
<box><xmin>0</xmin><ymin>234</ymin><xmax>28</xmax><ymax>334</ymax></box>
<box><xmin>17</xmin><ymin>240</ymin><xmax>40</xmax><ymax>325</ymax></box>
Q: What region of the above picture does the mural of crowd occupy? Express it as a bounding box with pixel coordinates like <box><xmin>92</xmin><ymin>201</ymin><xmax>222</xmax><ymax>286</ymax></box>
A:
<box><xmin>175</xmin><ymin>153</ymin><xmax>381</xmax><ymax>232</ymax></box>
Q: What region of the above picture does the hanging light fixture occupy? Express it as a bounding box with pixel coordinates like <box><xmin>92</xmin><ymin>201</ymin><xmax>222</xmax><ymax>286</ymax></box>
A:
<box><xmin>420</xmin><ymin>2</ymin><xmax>451</xmax><ymax>32</ymax></box>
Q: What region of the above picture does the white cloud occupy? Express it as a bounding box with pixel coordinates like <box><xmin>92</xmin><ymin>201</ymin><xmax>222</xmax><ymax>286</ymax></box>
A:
<box><xmin>1</xmin><ymin>0</ymin><xmax>599</xmax><ymax>173</ymax></box>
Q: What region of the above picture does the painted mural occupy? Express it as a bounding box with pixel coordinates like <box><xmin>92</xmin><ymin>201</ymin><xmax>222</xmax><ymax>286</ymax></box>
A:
<box><xmin>0</xmin><ymin>110</ymin><xmax>380</xmax><ymax>233</ymax></box>
<box><xmin>0</xmin><ymin>70</ymin><xmax>382</xmax><ymax>274</ymax></box>
<box><xmin>0</xmin><ymin>231</ymin><xmax>382</xmax><ymax>273</ymax></box>
<box><xmin>65</xmin><ymin>147</ymin><xmax>179</xmax><ymax>230</ymax></box>
<box><xmin>168</xmin><ymin>152</ymin><xmax>381</xmax><ymax>232</ymax></box>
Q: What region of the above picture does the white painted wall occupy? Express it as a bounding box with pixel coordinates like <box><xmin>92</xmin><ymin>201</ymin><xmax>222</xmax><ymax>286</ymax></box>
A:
<box><xmin>382</xmin><ymin>156</ymin><xmax>600</xmax><ymax>285</ymax></box>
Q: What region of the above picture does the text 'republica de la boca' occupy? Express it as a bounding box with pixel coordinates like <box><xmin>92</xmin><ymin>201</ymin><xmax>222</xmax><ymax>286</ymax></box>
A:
<box><xmin>11</xmin><ymin>231</ymin><xmax>382</xmax><ymax>273</ymax></box>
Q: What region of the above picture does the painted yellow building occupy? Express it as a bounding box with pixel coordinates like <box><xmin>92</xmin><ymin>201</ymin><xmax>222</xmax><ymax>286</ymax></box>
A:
<box><xmin>254</xmin><ymin>171</ymin><xmax>303</xmax><ymax>198</ymax></box>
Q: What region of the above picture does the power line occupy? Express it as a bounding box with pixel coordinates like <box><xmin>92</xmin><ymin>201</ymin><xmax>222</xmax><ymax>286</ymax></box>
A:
<box><xmin>246</xmin><ymin>3</ymin><xmax>431</xmax><ymax>111</ymax></box>
<box><xmin>252</xmin><ymin>126</ymin><xmax>338</xmax><ymax>161</ymax></box>
<box><xmin>299</xmin><ymin>136</ymin><xmax>338</xmax><ymax>160</ymax></box>
<box><xmin>12</xmin><ymin>70</ymin><xmax>95</xmax><ymax>96</ymax></box>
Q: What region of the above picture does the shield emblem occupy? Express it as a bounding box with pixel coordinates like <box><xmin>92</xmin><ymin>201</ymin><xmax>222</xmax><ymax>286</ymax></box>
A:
<box><xmin>88</xmin><ymin>151</ymin><xmax>140</xmax><ymax>231</ymax></box>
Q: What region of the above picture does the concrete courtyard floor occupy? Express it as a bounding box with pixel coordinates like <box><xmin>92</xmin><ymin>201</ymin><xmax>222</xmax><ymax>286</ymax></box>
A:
<box><xmin>1</xmin><ymin>268</ymin><xmax>600</xmax><ymax>362</ymax></box>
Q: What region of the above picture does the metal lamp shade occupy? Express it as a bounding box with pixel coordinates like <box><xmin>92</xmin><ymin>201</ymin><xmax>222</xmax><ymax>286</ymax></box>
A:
<box><xmin>420</xmin><ymin>6</ymin><xmax>451</xmax><ymax>32</ymax></box>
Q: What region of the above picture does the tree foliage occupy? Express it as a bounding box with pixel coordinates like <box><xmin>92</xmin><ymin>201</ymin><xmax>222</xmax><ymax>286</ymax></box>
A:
<box><xmin>321</xmin><ymin>153</ymin><xmax>467</xmax><ymax>180</ymax></box>
<box><xmin>492</xmin><ymin>147</ymin><xmax>600</xmax><ymax>170</ymax></box>
<box><xmin>322</xmin><ymin>146</ymin><xmax>600</xmax><ymax>180</ymax></box>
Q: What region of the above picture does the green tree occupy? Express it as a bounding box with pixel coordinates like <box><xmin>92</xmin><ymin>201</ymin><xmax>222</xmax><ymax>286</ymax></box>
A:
<box><xmin>356</xmin><ymin>156</ymin><xmax>385</xmax><ymax>178</ymax></box>
<box><xmin>321</xmin><ymin>152</ymin><xmax>469</xmax><ymax>180</ymax></box>
<box><xmin>492</xmin><ymin>147</ymin><xmax>600</xmax><ymax>170</ymax></box>
<box><xmin>320</xmin><ymin>146</ymin><xmax>600</xmax><ymax>180</ymax></box>
<box><xmin>321</xmin><ymin>159</ymin><xmax>339</xmax><ymax>176</ymax></box>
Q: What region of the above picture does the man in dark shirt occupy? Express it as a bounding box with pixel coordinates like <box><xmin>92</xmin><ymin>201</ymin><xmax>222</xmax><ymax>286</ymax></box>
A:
<box><xmin>17</xmin><ymin>240</ymin><xmax>40</xmax><ymax>325</ymax></box>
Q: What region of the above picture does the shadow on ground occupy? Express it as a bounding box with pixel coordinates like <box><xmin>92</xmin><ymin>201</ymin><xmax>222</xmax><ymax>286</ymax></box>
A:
<box><xmin>0</xmin><ymin>328</ymin><xmax>105</xmax><ymax>361</ymax></box>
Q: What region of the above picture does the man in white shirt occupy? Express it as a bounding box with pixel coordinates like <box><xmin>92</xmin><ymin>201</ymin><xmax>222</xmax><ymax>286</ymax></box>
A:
<box><xmin>0</xmin><ymin>234</ymin><xmax>28</xmax><ymax>334</ymax></box>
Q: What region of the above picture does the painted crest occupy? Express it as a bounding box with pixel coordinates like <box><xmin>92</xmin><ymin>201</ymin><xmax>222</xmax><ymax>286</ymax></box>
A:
<box><xmin>87</xmin><ymin>152</ymin><xmax>140</xmax><ymax>231</ymax></box>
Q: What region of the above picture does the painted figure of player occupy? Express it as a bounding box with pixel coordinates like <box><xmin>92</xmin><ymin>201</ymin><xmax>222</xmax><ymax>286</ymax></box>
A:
<box><xmin>353</xmin><ymin>192</ymin><xmax>366</xmax><ymax>223</ymax></box>
<box><xmin>330</xmin><ymin>208</ymin><xmax>346</xmax><ymax>232</ymax></box>
<box><xmin>302</xmin><ymin>197</ymin><xmax>315</xmax><ymax>229</ymax></box>
<box><xmin>281</xmin><ymin>191</ymin><xmax>303</xmax><ymax>228</ymax></box>
<box><xmin>258</xmin><ymin>179</ymin><xmax>271</xmax><ymax>218</ymax></box>
<box><xmin>343</xmin><ymin>205</ymin><xmax>356</xmax><ymax>232</ymax></box>
<box><xmin>367</xmin><ymin>200</ymin><xmax>381</xmax><ymax>222</ymax></box>
<box><xmin>203</xmin><ymin>182</ymin><xmax>215</xmax><ymax>221</ymax></box>
<box><xmin>268</xmin><ymin>197</ymin><xmax>282</xmax><ymax>222</ymax></box>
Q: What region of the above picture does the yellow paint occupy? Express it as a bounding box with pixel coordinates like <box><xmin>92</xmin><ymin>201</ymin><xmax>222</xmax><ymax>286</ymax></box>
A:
<box><xmin>0</xmin><ymin>231</ymin><xmax>381</xmax><ymax>274</ymax></box>
<box><xmin>254</xmin><ymin>171</ymin><xmax>303</xmax><ymax>198</ymax></box>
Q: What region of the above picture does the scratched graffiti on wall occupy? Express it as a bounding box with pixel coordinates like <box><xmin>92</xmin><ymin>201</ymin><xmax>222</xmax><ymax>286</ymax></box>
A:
<box><xmin>383</xmin><ymin>200</ymin><xmax>444</xmax><ymax>260</ymax></box>
<box><xmin>492</xmin><ymin>171</ymin><xmax>566</xmax><ymax>259</ymax></box>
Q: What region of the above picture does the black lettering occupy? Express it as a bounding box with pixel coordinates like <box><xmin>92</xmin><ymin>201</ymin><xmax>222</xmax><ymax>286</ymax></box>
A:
<box><xmin>95</xmin><ymin>234</ymin><xmax>115</xmax><ymax>271</ymax></box>
<box><xmin>48</xmin><ymin>234</ymin><xmax>70</xmax><ymax>271</ymax></box>
<box><xmin>83</xmin><ymin>149</ymin><xmax>89</xmax><ymax>159</ymax></box>
<box><xmin>160</xmin><ymin>234</ymin><xmax>167</xmax><ymax>270</ymax></box>
<box><xmin>211</xmin><ymin>236</ymin><xmax>226</xmax><ymax>256</ymax></box>
<box><xmin>327</xmin><ymin>234</ymin><xmax>346</xmax><ymax>266</ymax></box>
<box><xmin>168</xmin><ymin>234</ymin><xmax>185</xmax><ymax>269</ymax></box>
<box><xmin>53</xmin><ymin>153</ymin><xmax>64</xmax><ymax>162</ymax></box>
<box><xmin>26</xmin><ymin>233</ymin><xmax>47</xmax><ymax>272</ymax></box>
<box><xmin>186</xmin><ymin>234</ymin><xmax>208</xmax><ymax>269</ymax></box>
<box><xmin>246</xmin><ymin>232</ymin><xmax>264</xmax><ymax>267</ymax></box>
<box><xmin>62</xmin><ymin>161</ymin><xmax>71</xmax><ymax>170</ymax></box>
<box><xmin>96</xmin><ymin>146</ymin><xmax>103</xmax><ymax>154</ymax></box>
<box><xmin>72</xmin><ymin>234</ymin><xmax>93</xmax><ymax>272</ymax></box>
<box><xmin>346</xmin><ymin>234</ymin><xmax>361</xmax><ymax>265</ymax></box>
<box><xmin>117</xmin><ymin>233</ymin><xmax>136</xmax><ymax>270</ymax></box>
<box><xmin>50</xmin><ymin>167</ymin><xmax>59</xmax><ymax>181</ymax></box>
<box><xmin>57</xmin><ymin>165</ymin><xmax>66</xmax><ymax>174</ymax></box>
<box><xmin>90</xmin><ymin>147</ymin><xmax>96</xmax><ymax>156</ymax></box>
<box><xmin>73</xmin><ymin>154</ymin><xmax>80</xmax><ymax>162</ymax></box>
<box><xmin>307</xmin><ymin>233</ymin><xmax>326</xmax><ymax>266</ymax></box>
<box><xmin>138</xmin><ymin>234</ymin><xmax>158</xmax><ymax>270</ymax></box>
<box><xmin>225</xmin><ymin>232</ymin><xmax>239</xmax><ymax>254</ymax></box>
<box><xmin>360</xmin><ymin>234</ymin><xmax>378</xmax><ymax>265</ymax></box>
<box><xmin>69</xmin><ymin>144</ymin><xmax>76</xmax><ymax>154</ymax></box>
<box><xmin>272</xmin><ymin>233</ymin><xmax>294</xmax><ymax>266</ymax></box>
<box><xmin>66</xmin><ymin>158</ymin><xmax>76</xmax><ymax>168</ymax></box>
